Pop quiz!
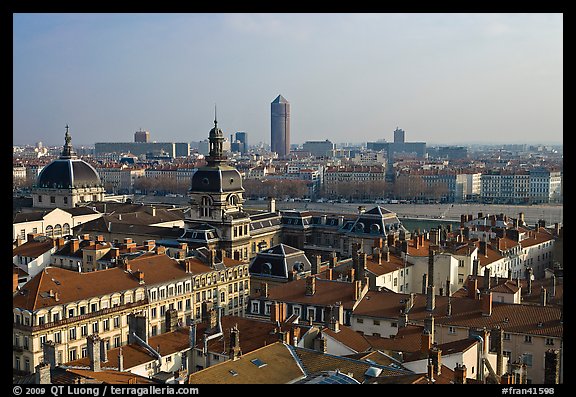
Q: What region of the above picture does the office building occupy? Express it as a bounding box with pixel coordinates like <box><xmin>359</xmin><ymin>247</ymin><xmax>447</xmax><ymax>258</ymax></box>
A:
<box><xmin>303</xmin><ymin>140</ymin><xmax>334</xmax><ymax>158</ymax></box>
<box><xmin>271</xmin><ymin>95</ymin><xmax>290</xmax><ymax>158</ymax></box>
<box><xmin>134</xmin><ymin>129</ymin><xmax>150</xmax><ymax>143</ymax></box>
<box><xmin>235</xmin><ymin>131</ymin><xmax>248</xmax><ymax>154</ymax></box>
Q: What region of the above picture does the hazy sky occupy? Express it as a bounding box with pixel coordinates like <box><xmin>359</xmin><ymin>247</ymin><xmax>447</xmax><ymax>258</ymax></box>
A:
<box><xmin>13</xmin><ymin>13</ymin><xmax>563</xmax><ymax>147</ymax></box>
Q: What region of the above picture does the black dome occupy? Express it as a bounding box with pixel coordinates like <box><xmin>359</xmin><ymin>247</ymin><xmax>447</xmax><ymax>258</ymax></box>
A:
<box><xmin>191</xmin><ymin>165</ymin><xmax>243</xmax><ymax>193</ymax></box>
<box><xmin>36</xmin><ymin>159</ymin><xmax>102</xmax><ymax>189</ymax></box>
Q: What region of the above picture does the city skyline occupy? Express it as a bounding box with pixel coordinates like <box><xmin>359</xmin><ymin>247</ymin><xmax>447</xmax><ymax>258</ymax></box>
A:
<box><xmin>13</xmin><ymin>13</ymin><xmax>563</xmax><ymax>147</ymax></box>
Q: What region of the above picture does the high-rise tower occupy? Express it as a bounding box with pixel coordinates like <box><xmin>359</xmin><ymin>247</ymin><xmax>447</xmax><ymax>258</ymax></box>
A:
<box><xmin>271</xmin><ymin>95</ymin><xmax>290</xmax><ymax>158</ymax></box>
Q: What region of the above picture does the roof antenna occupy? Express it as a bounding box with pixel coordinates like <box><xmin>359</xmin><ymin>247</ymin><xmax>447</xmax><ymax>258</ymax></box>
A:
<box><xmin>214</xmin><ymin>103</ymin><xmax>218</xmax><ymax>127</ymax></box>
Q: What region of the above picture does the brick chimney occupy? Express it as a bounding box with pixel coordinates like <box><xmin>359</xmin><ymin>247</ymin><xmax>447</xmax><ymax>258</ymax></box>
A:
<box><xmin>82</xmin><ymin>234</ymin><xmax>91</xmax><ymax>241</ymax></box>
<box><xmin>305</xmin><ymin>276</ymin><xmax>316</xmax><ymax>296</ymax></box>
<box><xmin>405</xmin><ymin>293</ymin><xmax>415</xmax><ymax>313</ymax></box>
<box><xmin>484</xmin><ymin>267</ymin><xmax>491</xmax><ymax>290</ymax></box>
<box><xmin>229</xmin><ymin>325</ymin><xmax>242</xmax><ymax>361</ymax></box>
<box><xmin>348</xmin><ymin>267</ymin><xmax>355</xmax><ymax>282</ymax></box>
<box><xmin>427</xmin><ymin>248</ymin><xmax>435</xmax><ymax>287</ymax></box>
<box><xmin>118</xmin><ymin>347</ymin><xmax>124</xmax><ymax>372</ymax></box>
<box><xmin>399</xmin><ymin>312</ymin><xmax>409</xmax><ymax>328</ymax></box>
<box><xmin>421</xmin><ymin>330</ymin><xmax>432</xmax><ymax>354</ymax></box>
<box><xmin>43</xmin><ymin>341</ymin><xmax>56</xmax><ymax>368</ymax></box>
<box><xmin>479</xmin><ymin>241</ymin><xmax>488</xmax><ymax>257</ymax></box>
<box><xmin>35</xmin><ymin>362</ymin><xmax>51</xmax><ymax>384</ymax></box>
<box><xmin>100</xmin><ymin>339</ymin><xmax>108</xmax><ymax>363</ymax></box>
<box><xmin>424</xmin><ymin>315</ymin><xmax>435</xmax><ymax>343</ymax></box>
<box><xmin>429</xmin><ymin>228</ymin><xmax>439</xmax><ymax>245</ymax></box>
<box><xmin>387</xmin><ymin>233</ymin><xmax>396</xmax><ymax>248</ymax></box>
<box><xmin>429</xmin><ymin>344</ymin><xmax>442</xmax><ymax>376</ymax></box>
<box><xmin>70</xmin><ymin>238</ymin><xmax>80</xmax><ymax>253</ymax></box>
<box><xmin>427</xmin><ymin>358</ymin><xmax>435</xmax><ymax>382</ymax></box>
<box><xmin>384</xmin><ymin>249</ymin><xmax>390</xmax><ymax>262</ymax></box>
<box><xmin>518</xmin><ymin>212</ymin><xmax>525</xmax><ymax>226</ymax></box>
<box><xmin>291</xmin><ymin>327</ymin><xmax>301</xmax><ymax>346</ymax></box>
<box><xmin>373</xmin><ymin>248</ymin><xmax>381</xmax><ymax>264</ymax></box>
<box><xmin>165</xmin><ymin>308</ymin><xmax>179</xmax><ymax>333</ymax></box>
<box><xmin>313</xmin><ymin>333</ymin><xmax>327</xmax><ymax>353</ymax></box>
<box><xmin>426</xmin><ymin>285</ymin><xmax>436</xmax><ymax>311</ymax></box>
<box><xmin>422</xmin><ymin>273</ymin><xmax>428</xmax><ymax>295</ymax></box>
<box><xmin>491</xmin><ymin>326</ymin><xmax>504</xmax><ymax>376</ymax></box>
<box><xmin>54</xmin><ymin>237</ymin><xmax>66</xmax><ymax>249</ymax></box>
<box><xmin>312</xmin><ymin>255</ymin><xmax>321</xmax><ymax>275</ymax></box>
<box><xmin>330</xmin><ymin>251</ymin><xmax>338</xmax><ymax>268</ymax></box>
<box><xmin>137</xmin><ymin>270</ymin><xmax>145</xmax><ymax>285</ymax></box>
<box><xmin>481</xmin><ymin>291</ymin><xmax>492</xmax><ymax>316</ymax></box>
<box><xmin>329</xmin><ymin>315</ymin><xmax>340</xmax><ymax>333</ymax></box>
<box><xmin>270</xmin><ymin>302</ymin><xmax>287</xmax><ymax>323</ymax></box>
<box><xmin>454</xmin><ymin>363</ymin><xmax>467</xmax><ymax>384</ymax></box>
<box><xmin>128</xmin><ymin>313</ymin><xmax>148</xmax><ymax>344</ymax></box>
<box><xmin>325</xmin><ymin>268</ymin><xmax>333</xmax><ymax>280</ymax></box>
<box><xmin>467</xmin><ymin>277</ymin><xmax>478</xmax><ymax>299</ymax></box>
<box><xmin>353</xmin><ymin>280</ymin><xmax>362</xmax><ymax>301</ymax></box>
<box><xmin>87</xmin><ymin>334</ymin><xmax>102</xmax><ymax>372</ymax></box>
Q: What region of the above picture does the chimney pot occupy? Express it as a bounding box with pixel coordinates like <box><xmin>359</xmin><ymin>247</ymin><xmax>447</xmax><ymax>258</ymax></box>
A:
<box><xmin>305</xmin><ymin>276</ymin><xmax>316</xmax><ymax>296</ymax></box>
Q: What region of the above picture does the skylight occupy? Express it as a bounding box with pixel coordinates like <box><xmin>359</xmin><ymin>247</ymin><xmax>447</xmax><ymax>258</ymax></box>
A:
<box><xmin>250</xmin><ymin>358</ymin><xmax>267</xmax><ymax>368</ymax></box>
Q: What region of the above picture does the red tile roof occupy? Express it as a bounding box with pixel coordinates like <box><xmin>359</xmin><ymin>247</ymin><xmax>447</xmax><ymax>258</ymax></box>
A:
<box><xmin>13</xmin><ymin>239</ymin><xmax>54</xmax><ymax>258</ymax></box>
<box><xmin>266</xmin><ymin>277</ymin><xmax>358</xmax><ymax>310</ymax></box>
<box><xmin>322</xmin><ymin>325</ymin><xmax>371</xmax><ymax>353</ymax></box>
<box><xmin>354</xmin><ymin>290</ymin><xmax>562</xmax><ymax>337</ymax></box>
<box><xmin>66</xmin><ymin>327</ymin><xmax>191</xmax><ymax>370</ymax></box>
<box><xmin>365</xmin><ymin>254</ymin><xmax>413</xmax><ymax>276</ymax></box>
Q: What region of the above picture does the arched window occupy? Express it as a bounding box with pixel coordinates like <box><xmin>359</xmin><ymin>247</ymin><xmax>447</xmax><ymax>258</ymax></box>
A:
<box><xmin>201</xmin><ymin>196</ymin><xmax>212</xmax><ymax>217</ymax></box>
<box><xmin>53</xmin><ymin>224</ymin><xmax>62</xmax><ymax>237</ymax></box>
<box><xmin>45</xmin><ymin>226</ymin><xmax>53</xmax><ymax>237</ymax></box>
<box><xmin>63</xmin><ymin>223</ymin><xmax>71</xmax><ymax>235</ymax></box>
<box><xmin>228</xmin><ymin>194</ymin><xmax>238</xmax><ymax>206</ymax></box>
<box><xmin>262</xmin><ymin>263</ymin><xmax>272</xmax><ymax>275</ymax></box>
<box><xmin>370</xmin><ymin>224</ymin><xmax>380</xmax><ymax>234</ymax></box>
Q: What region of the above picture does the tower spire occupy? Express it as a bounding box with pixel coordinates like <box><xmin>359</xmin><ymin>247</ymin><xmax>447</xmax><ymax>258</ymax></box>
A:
<box><xmin>61</xmin><ymin>124</ymin><xmax>76</xmax><ymax>159</ymax></box>
<box><xmin>207</xmin><ymin>106</ymin><xmax>225</xmax><ymax>166</ymax></box>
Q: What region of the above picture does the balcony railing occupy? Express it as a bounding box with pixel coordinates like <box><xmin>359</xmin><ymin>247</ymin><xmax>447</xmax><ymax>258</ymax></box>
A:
<box><xmin>13</xmin><ymin>299</ymin><xmax>148</xmax><ymax>333</ymax></box>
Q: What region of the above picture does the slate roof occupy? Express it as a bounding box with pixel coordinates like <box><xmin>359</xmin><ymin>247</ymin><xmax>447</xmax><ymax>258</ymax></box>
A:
<box><xmin>249</xmin><ymin>244</ymin><xmax>311</xmax><ymax>279</ymax></box>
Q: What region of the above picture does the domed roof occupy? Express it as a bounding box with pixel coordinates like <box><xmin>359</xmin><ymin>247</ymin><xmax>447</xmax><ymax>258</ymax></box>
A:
<box><xmin>35</xmin><ymin>125</ymin><xmax>102</xmax><ymax>189</ymax></box>
<box><xmin>190</xmin><ymin>115</ymin><xmax>243</xmax><ymax>193</ymax></box>
<box><xmin>191</xmin><ymin>165</ymin><xmax>243</xmax><ymax>193</ymax></box>
<box><xmin>36</xmin><ymin>159</ymin><xmax>102</xmax><ymax>189</ymax></box>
